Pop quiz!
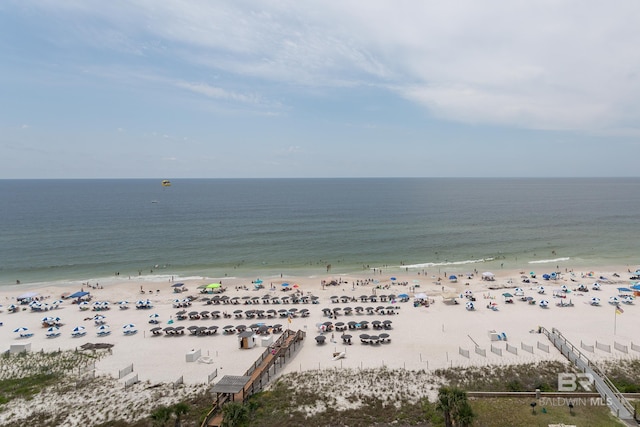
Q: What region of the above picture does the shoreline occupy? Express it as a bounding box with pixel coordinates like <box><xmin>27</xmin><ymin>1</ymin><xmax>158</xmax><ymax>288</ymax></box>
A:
<box><xmin>3</xmin><ymin>256</ymin><xmax>638</xmax><ymax>290</ymax></box>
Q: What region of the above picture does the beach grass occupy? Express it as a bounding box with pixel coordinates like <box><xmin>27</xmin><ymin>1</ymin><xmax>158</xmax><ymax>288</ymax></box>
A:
<box><xmin>432</xmin><ymin>360</ymin><xmax>577</xmax><ymax>392</ymax></box>
<box><xmin>0</xmin><ymin>350</ymin><xmax>637</xmax><ymax>426</ymax></box>
<box><xmin>0</xmin><ymin>372</ymin><xmax>59</xmax><ymax>404</ymax></box>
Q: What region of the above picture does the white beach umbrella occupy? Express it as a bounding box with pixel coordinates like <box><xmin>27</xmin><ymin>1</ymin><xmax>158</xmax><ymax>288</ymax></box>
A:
<box><xmin>608</xmin><ymin>296</ymin><xmax>620</xmax><ymax>304</ymax></box>
<box><xmin>539</xmin><ymin>300</ymin><xmax>549</xmax><ymax>308</ymax></box>
<box><xmin>13</xmin><ymin>327</ymin><xmax>29</xmax><ymax>334</ymax></box>
<box><xmin>465</xmin><ymin>302</ymin><xmax>474</xmax><ymax>311</ymax></box>
<box><xmin>46</xmin><ymin>327</ymin><xmax>61</xmax><ymax>337</ymax></box>
<box><xmin>592</xmin><ymin>283</ymin><xmax>601</xmax><ymax>290</ymax></box>
<box><xmin>590</xmin><ymin>297</ymin><xmax>601</xmax><ymax>305</ymax></box>
<box><xmin>622</xmin><ymin>296</ymin><xmax>634</xmax><ymax>304</ymax></box>
<box><xmin>537</xmin><ymin>286</ymin><xmax>545</xmax><ymax>294</ymax></box>
<box><xmin>514</xmin><ymin>288</ymin><xmax>524</xmax><ymax>296</ymax></box>
<box><xmin>123</xmin><ymin>323</ymin><xmax>137</xmax><ymax>334</ymax></box>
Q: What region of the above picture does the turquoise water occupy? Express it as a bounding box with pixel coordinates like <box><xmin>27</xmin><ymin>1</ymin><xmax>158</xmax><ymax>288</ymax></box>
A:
<box><xmin>1</xmin><ymin>178</ymin><xmax>639</xmax><ymax>286</ymax></box>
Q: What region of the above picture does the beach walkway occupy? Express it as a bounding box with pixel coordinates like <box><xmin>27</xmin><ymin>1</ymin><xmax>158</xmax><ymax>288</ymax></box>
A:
<box><xmin>203</xmin><ymin>329</ymin><xmax>305</xmax><ymax>427</ymax></box>
<box><xmin>543</xmin><ymin>327</ymin><xmax>638</xmax><ymax>425</ymax></box>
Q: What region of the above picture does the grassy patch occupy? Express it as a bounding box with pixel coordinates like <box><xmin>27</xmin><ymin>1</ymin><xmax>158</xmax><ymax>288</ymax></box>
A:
<box><xmin>432</xmin><ymin>361</ymin><xmax>576</xmax><ymax>391</ymax></box>
<box><xmin>0</xmin><ymin>373</ymin><xmax>60</xmax><ymax>404</ymax></box>
<box><xmin>470</xmin><ymin>397</ymin><xmax>624</xmax><ymax>427</ymax></box>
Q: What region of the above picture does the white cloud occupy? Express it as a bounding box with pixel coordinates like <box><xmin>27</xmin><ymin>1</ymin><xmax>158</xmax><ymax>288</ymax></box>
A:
<box><xmin>175</xmin><ymin>81</ymin><xmax>261</xmax><ymax>105</ymax></box>
<box><xmin>22</xmin><ymin>1</ymin><xmax>640</xmax><ymax>132</ymax></box>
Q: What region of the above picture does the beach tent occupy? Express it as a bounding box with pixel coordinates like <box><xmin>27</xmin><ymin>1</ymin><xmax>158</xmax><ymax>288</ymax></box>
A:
<box><xmin>17</xmin><ymin>292</ymin><xmax>38</xmax><ymax>301</ymax></box>
<box><xmin>69</xmin><ymin>291</ymin><xmax>89</xmax><ymax>299</ymax></box>
<box><xmin>449</xmin><ymin>275</ymin><xmax>458</xmax><ymax>282</ymax></box>
<box><xmin>171</xmin><ymin>283</ymin><xmax>185</xmax><ymax>288</ymax></box>
<box><xmin>481</xmin><ymin>272</ymin><xmax>495</xmax><ymax>281</ymax></box>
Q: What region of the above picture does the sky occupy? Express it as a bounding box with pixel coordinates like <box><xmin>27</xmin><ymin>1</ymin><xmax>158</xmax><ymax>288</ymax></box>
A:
<box><xmin>1</xmin><ymin>1</ymin><xmax>640</xmax><ymax>178</ymax></box>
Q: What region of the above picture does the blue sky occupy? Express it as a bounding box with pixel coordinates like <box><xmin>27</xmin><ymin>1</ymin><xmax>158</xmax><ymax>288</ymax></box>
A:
<box><xmin>2</xmin><ymin>1</ymin><xmax>640</xmax><ymax>178</ymax></box>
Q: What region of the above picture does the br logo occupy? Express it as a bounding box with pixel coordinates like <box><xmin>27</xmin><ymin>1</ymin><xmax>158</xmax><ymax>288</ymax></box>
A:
<box><xmin>558</xmin><ymin>373</ymin><xmax>594</xmax><ymax>391</ymax></box>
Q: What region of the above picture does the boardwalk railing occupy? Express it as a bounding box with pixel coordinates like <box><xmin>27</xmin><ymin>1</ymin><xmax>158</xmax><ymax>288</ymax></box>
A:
<box><xmin>540</xmin><ymin>326</ymin><xmax>637</xmax><ymax>422</ymax></box>
<box><xmin>202</xmin><ymin>329</ymin><xmax>305</xmax><ymax>427</ymax></box>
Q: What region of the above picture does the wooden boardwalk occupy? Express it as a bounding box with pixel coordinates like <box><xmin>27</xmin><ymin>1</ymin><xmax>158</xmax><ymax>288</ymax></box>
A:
<box><xmin>204</xmin><ymin>329</ymin><xmax>305</xmax><ymax>427</ymax></box>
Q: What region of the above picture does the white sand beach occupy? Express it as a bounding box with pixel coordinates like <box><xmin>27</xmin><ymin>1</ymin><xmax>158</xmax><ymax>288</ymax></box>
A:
<box><xmin>1</xmin><ymin>266</ymin><xmax>639</xmax><ymax>424</ymax></box>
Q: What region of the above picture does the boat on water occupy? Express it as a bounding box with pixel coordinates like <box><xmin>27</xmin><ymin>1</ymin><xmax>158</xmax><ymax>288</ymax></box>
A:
<box><xmin>161</xmin><ymin>180</ymin><xmax>171</xmax><ymax>187</ymax></box>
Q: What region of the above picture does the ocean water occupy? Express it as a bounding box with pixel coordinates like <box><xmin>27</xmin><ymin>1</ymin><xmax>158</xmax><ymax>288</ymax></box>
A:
<box><xmin>1</xmin><ymin>178</ymin><xmax>639</xmax><ymax>287</ymax></box>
